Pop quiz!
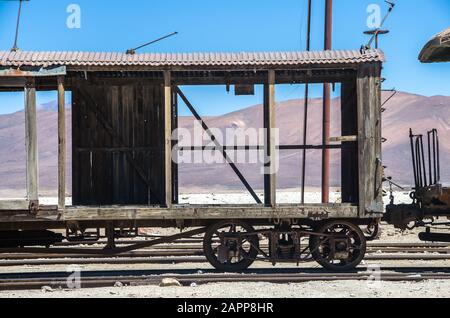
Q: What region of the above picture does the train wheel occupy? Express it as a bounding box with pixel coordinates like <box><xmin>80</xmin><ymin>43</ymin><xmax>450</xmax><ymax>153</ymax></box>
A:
<box><xmin>309</xmin><ymin>220</ymin><xmax>367</xmax><ymax>271</ymax></box>
<box><xmin>203</xmin><ymin>220</ymin><xmax>259</xmax><ymax>272</ymax></box>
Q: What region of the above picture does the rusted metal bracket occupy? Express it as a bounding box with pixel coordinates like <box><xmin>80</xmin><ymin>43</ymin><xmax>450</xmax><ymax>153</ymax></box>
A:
<box><xmin>175</xmin><ymin>87</ymin><xmax>262</xmax><ymax>204</ymax></box>
<box><xmin>28</xmin><ymin>200</ymin><xmax>39</xmax><ymax>215</ymax></box>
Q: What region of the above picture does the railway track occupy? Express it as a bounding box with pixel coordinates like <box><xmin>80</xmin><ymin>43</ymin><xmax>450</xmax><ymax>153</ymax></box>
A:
<box><xmin>1</xmin><ymin>242</ymin><xmax>450</xmax><ymax>266</ymax></box>
<box><xmin>1</xmin><ymin>267</ymin><xmax>450</xmax><ymax>291</ymax></box>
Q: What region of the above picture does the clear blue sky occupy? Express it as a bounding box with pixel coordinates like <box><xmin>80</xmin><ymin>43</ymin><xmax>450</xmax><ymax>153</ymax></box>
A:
<box><xmin>0</xmin><ymin>0</ymin><xmax>449</xmax><ymax>115</ymax></box>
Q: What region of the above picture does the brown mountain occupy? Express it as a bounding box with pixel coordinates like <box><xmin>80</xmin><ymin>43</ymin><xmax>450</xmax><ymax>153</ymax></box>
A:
<box><xmin>0</xmin><ymin>91</ymin><xmax>449</xmax><ymax>197</ymax></box>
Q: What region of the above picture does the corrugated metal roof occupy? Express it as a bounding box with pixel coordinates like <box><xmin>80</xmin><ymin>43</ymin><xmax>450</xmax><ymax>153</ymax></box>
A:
<box><xmin>419</xmin><ymin>27</ymin><xmax>450</xmax><ymax>63</ymax></box>
<box><xmin>0</xmin><ymin>49</ymin><xmax>384</xmax><ymax>69</ymax></box>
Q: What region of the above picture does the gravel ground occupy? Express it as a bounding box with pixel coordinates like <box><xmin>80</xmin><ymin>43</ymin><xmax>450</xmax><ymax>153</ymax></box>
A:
<box><xmin>2</xmin><ymin>280</ymin><xmax>450</xmax><ymax>299</ymax></box>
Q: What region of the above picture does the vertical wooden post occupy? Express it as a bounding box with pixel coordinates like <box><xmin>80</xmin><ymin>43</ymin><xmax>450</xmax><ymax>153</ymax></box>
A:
<box><xmin>357</xmin><ymin>63</ymin><xmax>383</xmax><ymax>216</ymax></box>
<box><xmin>57</xmin><ymin>76</ymin><xmax>66</xmax><ymax>210</ymax></box>
<box><xmin>164</xmin><ymin>71</ymin><xmax>173</xmax><ymax>208</ymax></box>
<box><xmin>171</xmin><ymin>88</ymin><xmax>179</xmax><ymax>205</ymax></box>
<box><xmin>264</xmin><ymin>70</ymin><xmax>276</xmax><ymax>207</ymax></box>
<box><xmin>341</xmin><ymin>80</ymin><xmax>359</xmax><ymax>204</ymax></box>
<box><xmin>25</xmin><ymin>78</ymin><xmax>38</xmax><ymax>202</ymax></box>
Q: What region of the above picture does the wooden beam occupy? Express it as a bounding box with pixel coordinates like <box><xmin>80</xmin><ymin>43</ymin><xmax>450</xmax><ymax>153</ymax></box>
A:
<box><xmin>25</xmin><ymin>79</ymin><xmax>39</xmax><ymax>202</ymax></box>
<box><xmin>0</xmin><ymin>66</ymin><xmax>66</xmax><ymax>77</ymax></box>
<box><xmin>164</xmin><ymin>71</ymin><xmax>173</xmax><ymax>208</ymax></box>
<box><xmin>172</xmin><ymin>88</ymin><xmax>179</xmax><ymax>205</ymax></box>
<box><xmin>0</xmin><ymin>203</ymin><xmax>365</xmax><ymax>223</ymax></box>
<box><xmin>0</xmin><ymin>200</ymin><xmax>30</xmax><ymax>211</ymax></box>
<box><xmin>57</xmin><ymin>76</ymin><xmax>66</xmax><ymax>210</ymax></box>
<box><xmin>264</xmin><ymin>70</ymin><xmax>277</xmax><ymax>207</ymax></box>
<box><xmin>357</xmin><ymin>63</ymin><xmax>383</xmax><ymax>215</ymax></box>
<box><xmin>80</xmin><ymin>72</ymin><xmax>355</xmax><ymax>87</ymax></box>
<box><xmin>329</xmin><ymin>135</ymin><xmax>357</xmax><ymax>143</ymax></box>
<box><xmin>0</xmin><ymin>77</ymin><xmax>26</xmax><ymax>87</ymax></box>
<box><xmin>61</xmin><ymin>204</ymin><xmax>360</xmax><ymax>221</ymax></box>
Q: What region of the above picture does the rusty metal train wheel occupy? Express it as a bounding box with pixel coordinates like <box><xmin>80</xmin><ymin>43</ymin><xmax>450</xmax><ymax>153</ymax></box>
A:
<box><xmin>203</xmin><ymin>220</ymin><xmax>259</xmax><ymax>272</ymax></box>
<box><xmin>309</xmin><ymin>220</ymin><xmax>367</xmax><ymax>271</ymax></box>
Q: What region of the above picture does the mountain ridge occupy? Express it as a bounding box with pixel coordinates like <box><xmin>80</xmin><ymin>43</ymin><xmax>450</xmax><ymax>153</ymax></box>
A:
<box><xmin>0</xmin><ymin>91</ymin><xmax>449</xmax><ymax>197</ymax></box>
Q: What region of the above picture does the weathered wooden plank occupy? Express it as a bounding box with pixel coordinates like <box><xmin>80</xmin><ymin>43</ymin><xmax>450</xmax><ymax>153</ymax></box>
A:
<box><xmin>264</xmin><ymin>70</ymin><xmax>277</xmax><ymax>207</ymax></box>
<box><xmin>64</xmin><ymin>64</ymin><xmax>359</xmax><ymax>73</ymax></box>
<box><xmin>171</xmin><ymin>88</ymin><xmax>179</xmax><ymax>204</ymax></box>
<box><xmin>84</xmin><ymin>73</ymin><xmax>355</xmax><ymax>87</ymax></box>
<box><xmin>77</xmin><ymin>86</ymin><xmax>154</xmax><ymax>194</ymax></box>
<box><xmin>0</xmin><ymin>200</ymin><xmax>30</xmax><ymax>211</ymax></box>
<box><xmin>71</xmin><ymin>80</ymin><xmax>168</xmax><ymax>206</ymax></box>
<box><xmin>57</xmin><ymin>76</ymin><xmax>66</xmax><ymax>210</ymax></box>
<box><xmin>25</xmin><ymin>79</ymin><xmax>39</xmax><ymax>202</ymax></box>
<box><xmin>0</xmin><ymin>77</ymin><xmax>26</xmax><ymax>87</ymax></box>
<box><xmin>357</xmin><ymin>67</ymin><xmax>368</xmax><ymax>215</ymax></box>
<box><xmin>110</xmin><ymin>86</ymin><xmax>121</xmax><ymax>203</ymax></box>
<box><xmin>164</xmin><ymin>71</ymin><xmax>173</xmax><ymax>208</ymax></box>
<box><xmin>0</xmin><ymin>204</ymin><xmax>368</xmax><ymax>223</ymax></box>
<box><xmin>61</xmin><ymin>204</ymin><xmax>360</xmax><ymax>221</ymax></box>
<box><xmin>357</xmin><ymin>63</ymin><xmax>383</xmax><ymax>216</ymax></box>
<box><xmin>330</xmin><ymin>135</ymin><xmax>357</xmax><ymax>143</ymax></box>
<box><xmin>71</xmin><ymin>81</ymin><xmax>80</xmax><ymax>204</ymax></box>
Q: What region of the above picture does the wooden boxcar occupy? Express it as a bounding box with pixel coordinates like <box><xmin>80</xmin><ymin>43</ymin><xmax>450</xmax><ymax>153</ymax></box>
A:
<box><xmin>0</xmin><ymin>49</ymin><xmax>384</xmax><ymax>271</ymax></box>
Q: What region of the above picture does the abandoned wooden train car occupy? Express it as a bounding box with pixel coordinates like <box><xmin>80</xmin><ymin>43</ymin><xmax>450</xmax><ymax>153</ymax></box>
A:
<box><xmin>0</xmin><ymin>49</ymin><xmax>385</xmax><ymax>271</ymax></box>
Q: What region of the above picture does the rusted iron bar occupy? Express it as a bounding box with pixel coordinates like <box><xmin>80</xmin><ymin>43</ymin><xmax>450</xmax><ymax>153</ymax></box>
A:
<box><xmin>364</xmin><ymin>29</ymin><xmax>389</xmax><ymax>49</ymax></box>
<box><xmin>427</xmin><ymin>131</ymin><xmax>433</xmax><ymax>185</ymax></box>
<box><xmin>322</xmin><ymin>0</ymin><xmax>333</xmax><ymax>203</ymax></box>
<box><xmin>126</xmin><ymin>32</ymin><xmax>178</xmax><ymax>55</ymax></box>
<box><xmin>381</xmin><ymin>89</ymin><xmax>397</xmax><ymax>108</ymax></box>
<box><xmin>427</xmin><ymin>129</ymin><xmax>440</xmax><ymax>184</ymax></box>
<box><xmin>365</xmin><ymin>1</ymin><xmax>395</xmax><ymax>49</ymax></box>
<box><xmin>0</xmin><ymin>228</ymin><xmax>207</xmax><ymax>256</ymax></box>
<box><xmin>112</xmin><ymin>227</ymin><xmax>207</xmax><ymax>254</ymax></box>
<box><xmin>11</xmin><ymin>0</ymin><xmax>23</xmax><ymax>52</ymax></box>
<box><xmin>301</xmin><ymin>0</ymin><xmax>313</xmax><ymax>204</ymax></box>
<box><xmin>410</xmin><ymin>129</ymin><xmax>419</xmax><ymax>189</ymax></box>
<box><xmin>175</xmin><ymin>87</ymin><xmax>262</xmax><ymax>204</ymax></box>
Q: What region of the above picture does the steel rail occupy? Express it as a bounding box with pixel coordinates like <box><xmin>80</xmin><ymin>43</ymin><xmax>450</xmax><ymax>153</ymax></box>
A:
<box><xmin>2</xmin><ymin>245</ymin><xmax>450</xmax><ymax>259</ymax></box>
<box><xmin>2</xmin><ymin>271</ymin><xmax>450</xmax><ymax>291</ymax></box>
<box><xmin>2</xmin><ymin>252</ymin><xmax>450</xmax><ymax>267</ymax></box>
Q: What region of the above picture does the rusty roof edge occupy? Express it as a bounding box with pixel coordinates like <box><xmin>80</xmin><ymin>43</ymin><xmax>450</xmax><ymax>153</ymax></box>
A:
<box><xmin>0</xmin><ymin>49</ymin><xmax>385</xmax><ymax>68</ymax></box>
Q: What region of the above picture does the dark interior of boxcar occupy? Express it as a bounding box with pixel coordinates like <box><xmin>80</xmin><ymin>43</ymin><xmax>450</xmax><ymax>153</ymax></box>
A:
<box><xmin>71</xmin><ymin>80</ymin><xmax>169</xmax><ymax>206</ymax></box>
